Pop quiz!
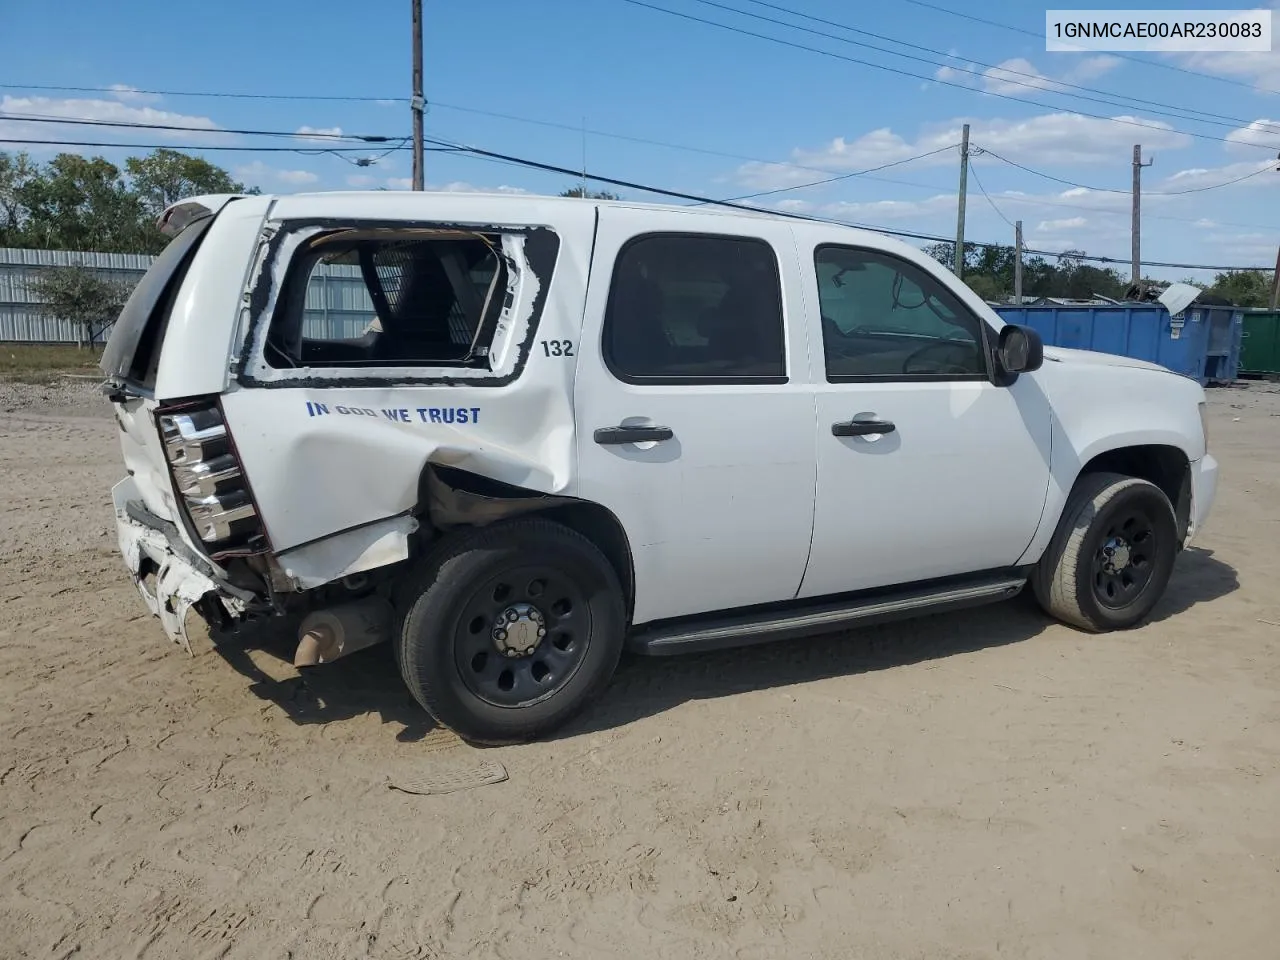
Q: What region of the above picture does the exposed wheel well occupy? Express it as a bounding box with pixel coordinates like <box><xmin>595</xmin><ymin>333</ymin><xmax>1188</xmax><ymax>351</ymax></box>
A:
<box><xmin>1077</xmin><ymin>444</ymin><xmax>1191</xmax><ymax>540</ymax></box>
<box><xmin>415</xmin><ymin>464</ymin><xmax>636</xmax><ymax>619</ymax></box>
<box><xmin>538</xmin><ymin>503</ymin><xmax>635</xmax><ymax>620</ymax></box>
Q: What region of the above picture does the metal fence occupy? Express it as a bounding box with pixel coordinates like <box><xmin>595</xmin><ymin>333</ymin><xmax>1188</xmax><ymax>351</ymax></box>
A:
<box><xmin>0</xmin><ymin>246</ymin><xmax>377</xmax><ymax>344</ymax></box>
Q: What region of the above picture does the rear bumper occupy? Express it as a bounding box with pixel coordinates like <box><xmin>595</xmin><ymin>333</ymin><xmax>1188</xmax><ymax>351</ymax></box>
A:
<box><xmin>1185</xmin><ymin>453</ymin><xmax>1218</xmax><ymax>546</ymax></box>
<box><xmin>112</xmin><ymin>477</ymin><xmax>252</xmax><ymax>652</ymax></box>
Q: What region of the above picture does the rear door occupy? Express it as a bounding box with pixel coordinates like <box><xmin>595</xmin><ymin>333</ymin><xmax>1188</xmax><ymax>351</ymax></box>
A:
<box><xmin>573</xmin><ymin>209</ymin><xmax>818</xmax><ymax>626</ymax></box>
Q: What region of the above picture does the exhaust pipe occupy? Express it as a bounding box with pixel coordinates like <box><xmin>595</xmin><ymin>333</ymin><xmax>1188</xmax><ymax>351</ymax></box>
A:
<box><xmin>294</xmin><ymin>598</ymin><xmax>393</xmax><ymax>667</ymax></box>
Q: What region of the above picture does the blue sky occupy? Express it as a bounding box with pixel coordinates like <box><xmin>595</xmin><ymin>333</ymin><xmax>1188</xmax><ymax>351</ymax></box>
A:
<box><xmin>2</xmin><ymin>0</ymin><xmax>1279</xmax><ymax>279</ymax></box>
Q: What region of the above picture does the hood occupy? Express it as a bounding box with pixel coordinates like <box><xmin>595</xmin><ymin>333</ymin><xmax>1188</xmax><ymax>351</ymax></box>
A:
<box><xmin>1042</xmin><ymin>345</ymin><xmax>1170</xmax><ymax>374</ymax></box>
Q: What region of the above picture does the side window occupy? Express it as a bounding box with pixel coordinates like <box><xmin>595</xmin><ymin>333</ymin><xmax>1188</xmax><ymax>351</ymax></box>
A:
<box><xmin>266</xmin><ymin>232</ymin><xmax>505</xmax><ymax>369</ymax></box>
<box><xmin>603</xmin><ymin>233</ymin><xmax>786</xmax><ymax>382</ymax></box>
<box><xmin>815</xmin><ymin>245</ymin><xmax>988</xmax><ymax>380</ymax></box>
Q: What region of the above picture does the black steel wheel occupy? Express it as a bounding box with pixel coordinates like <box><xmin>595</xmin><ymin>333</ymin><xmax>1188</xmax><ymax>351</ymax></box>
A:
<box><xmin>1033</xmin><ymin>471</ymin><xmax>1179</xmax><ymax>632</ymax></box>
<box><xmin>397</xmin><ymin>518</ymin><xmax>625</xmax><ymax>743</ymax></box>
<box><xmin>452</xmin><ymin>566</ymin><xmax>592</xmax><ymax>708</ymax></box>
<box><xmin>1090</xmin><ymin>509</ymin><xmax>1162</xmax><ymax>610</ymax></box>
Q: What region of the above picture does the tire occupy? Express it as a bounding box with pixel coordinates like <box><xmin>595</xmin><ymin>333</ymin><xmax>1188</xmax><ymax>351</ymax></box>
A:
<box><xmin>396</xmin><ymin>518</ymin><xmax>626</xmax><ymax>744</ymax></box>
<box><xmin>1033</xmin><ymin>471</ymin><xmax>1178</xmax><ymax>632</ymax></box>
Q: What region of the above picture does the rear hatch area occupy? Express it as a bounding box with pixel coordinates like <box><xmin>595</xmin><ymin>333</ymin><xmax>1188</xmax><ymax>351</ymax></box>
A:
<box><xmin>100</xmin><ymin>209</ymin><xmax>220</xmax><ymax>524</ymax></box>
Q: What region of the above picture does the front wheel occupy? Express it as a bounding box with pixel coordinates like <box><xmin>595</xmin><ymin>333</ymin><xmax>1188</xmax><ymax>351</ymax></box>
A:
<box><xmin>397</xmin><ymin>518</ymin><xmax>626</xmax><ymax>744</ymax></box>
<box><xmin>1033</xmin><ymin>472</ymin><xmax>1179</xmax><ymax>632</ymax></box>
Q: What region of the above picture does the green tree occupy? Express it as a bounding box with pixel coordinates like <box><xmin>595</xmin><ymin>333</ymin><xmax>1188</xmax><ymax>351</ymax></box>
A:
<box><xmin>963</xmin><ymin>273</ymin><xmax>1003</xmax><ymax>301</ymax></box>
<box><xmin>0</xmin><ymin>151</ymin><xmax>39</xmax><ymax>246</ymax></box>
<box><xmin>560</xmin><ymin>185</ymin><xmax>621</xmax><ymax>200</ymax></box>
<box><xmin>125</xmin><ymin>148</ymin><xmax>250</xmax><ymax>219</ymax></box>
<box><xmin>13</xmin><ymin>154</ymin><xmax>150</xmax><ymax>252</ymax></box>
<box><xmin>1205</xmin><ymin>269</ymin><xmax>1274</xmax><ymax>307</ymax></box>
<box><xmin>0</xmin><ymin>148</ymin><xmax>259</xmax><ymax>254</ymax></box>
<box><xmin>26</xmin><ymin>264</ymin><xmax>134</xmax><ymax>351</ymax></box>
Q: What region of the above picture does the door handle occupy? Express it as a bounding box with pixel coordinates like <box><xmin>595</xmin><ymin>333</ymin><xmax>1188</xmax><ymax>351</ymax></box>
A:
<box><xmin>831</xmin><ymin>419</ymin><xmax>896</xmax><ymax>437</ymax></box>
<box><xmin>594</xmin><ymin>424</ymin><xmax>674</xmax><ymax>445</ymax></box>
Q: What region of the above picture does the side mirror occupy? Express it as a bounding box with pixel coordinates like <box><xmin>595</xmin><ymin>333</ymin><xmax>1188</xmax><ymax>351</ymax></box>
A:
<box><xmin>997</xmin><ymin>324</ymin><xmax>1043</xmax><ymax>375</ymax></box>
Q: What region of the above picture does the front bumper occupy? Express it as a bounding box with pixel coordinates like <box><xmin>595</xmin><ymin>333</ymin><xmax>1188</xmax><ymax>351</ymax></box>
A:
<box><xmin>1185</xmin><ymin>453</ymin><xmax>1219</xmax><ymax>547</ymax></box>
<box><xmin>112</xmin><ymin>477</ymin><xmax>252</xmax><ymax>652</ymax></box>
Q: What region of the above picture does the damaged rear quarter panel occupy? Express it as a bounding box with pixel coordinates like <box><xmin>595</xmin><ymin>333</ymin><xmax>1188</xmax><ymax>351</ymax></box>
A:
<box><xmin>220</xmin><ymin>201</ymin><xmax>595</xmax><ymax>555</ymax></box>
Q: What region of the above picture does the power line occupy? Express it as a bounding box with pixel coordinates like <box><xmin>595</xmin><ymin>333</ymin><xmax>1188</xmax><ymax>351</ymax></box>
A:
<box><xmin>0</xmin><ymin>137</ymin><xmax>453</xmax><ymax>156</ymax></box>
<box><xmin>893</xmin><ymin>0</ymin><xmax>1280</xmax><ymax>96</ymax></box>
<box><xmin>0</xmin><ymin>111</ymin><xmax>395</xmax><ymax>143</ymax></box>
<box><xmin>968</xmin><ymin>160</ymin><xmax>1015</xmax><ymax>227</ymax></box>
<box><xmin>0</xmin><ymin>81</ymin><xmax>402</xmax><ymax>103</ymax></box>
<box><xmin>693</xmin><ymin>0</ymin><xmax>1280</xmax><ymax>136</ymax></box>
<box><xmin>817</xmin><ymin>166</ymin><xmax>1278</xmax><ymax>231</ymax></box>
<box><xmin>615</xmin><ymin>0</ymin><xmax>1278</xmax><ymax>151</ymax></box>
<box><xmin>0</xmin><ymin>90</ymin><xmax>962</xmax><ymax>190</ymax></box>
<box><xmin>431</xmin><ymin>99</ymin><xmax>862</xmax><ymax>178</ymax></box>
<box><xmin>421</xmin><ymin>131</ymin><xmax>1270</xmax><ymax>271</ymax></box>
<box><xmin>977</xmin><ymin>146</ymin><xmax>1278</xmax><ymax>196</ymax></box>
<box><xmin>710</xmin><ymin>143</ymin><xmax>959</xmax><ymax>202</ymax></box>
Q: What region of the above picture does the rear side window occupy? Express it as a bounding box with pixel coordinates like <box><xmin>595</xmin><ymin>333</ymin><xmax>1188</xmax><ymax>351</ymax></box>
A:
<box><xmin>99</xmin><ymin>214</ymin><xmax>215</xmax><ymax>388</ymax></box>
<box><xmin>265</xmin><ymin>232</ymin><xmax>506</xmax><ymax>369</ymax></box>
<box><xmin>602</xmin><ymin>233</ymin><xmax>786</xmax><ymax>383</ymax></box>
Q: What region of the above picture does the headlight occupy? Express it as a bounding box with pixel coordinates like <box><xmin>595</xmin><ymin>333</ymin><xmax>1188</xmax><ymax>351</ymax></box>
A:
<box><xmin>1198</xmin><ymin>401</ymin><xmax>1209</xmax><ymax>452</ymax></box>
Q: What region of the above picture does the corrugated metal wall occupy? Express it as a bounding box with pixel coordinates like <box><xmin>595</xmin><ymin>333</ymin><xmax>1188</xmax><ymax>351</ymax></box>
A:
<box><xmin>0</xmin><ymin>246</ymin><xmax>377</xmax><ymax>344</ymax></box>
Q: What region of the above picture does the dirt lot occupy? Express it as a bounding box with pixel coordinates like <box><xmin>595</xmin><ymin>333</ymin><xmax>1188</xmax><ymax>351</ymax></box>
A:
<box><xmin>1</xmin><ymin>377</ymin><xmax>1278</xmax><ymax>960</ymax></box>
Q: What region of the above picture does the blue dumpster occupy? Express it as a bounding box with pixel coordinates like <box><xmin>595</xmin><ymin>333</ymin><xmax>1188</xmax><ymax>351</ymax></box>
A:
<box><xmin>993</xmin><ymin>302</ymin><xmax>1243</xmax><ymax>386</ymax></box>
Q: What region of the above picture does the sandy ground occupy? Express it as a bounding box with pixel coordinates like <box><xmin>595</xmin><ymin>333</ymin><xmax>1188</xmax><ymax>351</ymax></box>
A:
<box><xmin>1</xmin><ymin>377</ymin><xmax>1278</xmax><ymax>960</ymax></box>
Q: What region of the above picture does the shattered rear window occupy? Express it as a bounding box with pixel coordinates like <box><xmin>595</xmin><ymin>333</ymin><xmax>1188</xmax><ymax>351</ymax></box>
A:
<box><xmin>264</xmin><ymin>230</ymin><xmax>506</xmax><ymax>370</ymax></box>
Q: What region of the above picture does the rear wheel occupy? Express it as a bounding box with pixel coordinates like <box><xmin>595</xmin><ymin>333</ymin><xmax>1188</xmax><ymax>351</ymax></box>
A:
<box><xmin>1033</xmin><ymin>472</ymin><xmax>1178</xmax><ymax>632</ymax></box>
<box><xmin>397</xmin><ymin>518</ymin><xmax>625</xmax><ymax>744</ymax></box>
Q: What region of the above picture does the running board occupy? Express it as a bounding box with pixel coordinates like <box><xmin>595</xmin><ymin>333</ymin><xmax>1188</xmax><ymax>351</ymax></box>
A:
<box><xmin>627</xmin><ymin>575</ymin><xmax>1027</xmax><ymax>656</ymax></box>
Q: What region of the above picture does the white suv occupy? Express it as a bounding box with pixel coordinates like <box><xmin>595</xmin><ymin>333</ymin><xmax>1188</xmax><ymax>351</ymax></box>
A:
<box><xmin>100</xmin><ymin>191</ymin><xmax>1218</xmax><ymax>743</ymax></box>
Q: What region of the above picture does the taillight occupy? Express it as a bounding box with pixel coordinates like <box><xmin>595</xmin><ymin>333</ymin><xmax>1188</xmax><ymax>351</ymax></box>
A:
<box><xmin>158</xmin><ymin>402</ymin><xmax>265</xmax><ymax>551</ymax></box>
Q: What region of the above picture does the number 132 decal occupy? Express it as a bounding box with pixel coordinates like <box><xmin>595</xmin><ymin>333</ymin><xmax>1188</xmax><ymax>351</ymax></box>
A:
<box><xmin>540</xmin><ymin>339</ymin><xmax>575</xmax><ymax>357</ymax></box>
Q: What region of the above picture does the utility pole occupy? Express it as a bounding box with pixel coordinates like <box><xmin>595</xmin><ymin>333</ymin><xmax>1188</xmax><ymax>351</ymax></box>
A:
<box><xmin>411</xmin><ymin>0</ymin><xmax>424</xmax><ymax>191</ymax></box>
<box><xmin>1131</xmin><ymin>144</ymin><xmax>1153</xmax><ymax>286</ymax></box>
<box><xmin>1272</xmin><ymin>156</ymin><xmax>1280</xmax><ymax>308</ymax></box>
<box><xmin>1014</xmin><ymin>219</ymin><xmax>1024</xmax><ymax>305</ymax></box>
<box><xmin>581</xmin><ymin>116</ymin><xmax>588</xmax><ymax>198</ymax></box>
<box><xmin>954</xmin><ymin>123</ymin><xmax>970</xmax><ymax>278</ymax></box>
<box><xmin>1271</xmin><ymin>244</ymin><xmax>1280</xmax><ymax>310</ymax></box>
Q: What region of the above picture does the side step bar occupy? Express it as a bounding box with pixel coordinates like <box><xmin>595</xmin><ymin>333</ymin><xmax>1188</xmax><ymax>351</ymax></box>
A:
<box><xmin>628</xmin><ymin>575</ymin><xmax>1027</xmax><ymax>656</ymax></box>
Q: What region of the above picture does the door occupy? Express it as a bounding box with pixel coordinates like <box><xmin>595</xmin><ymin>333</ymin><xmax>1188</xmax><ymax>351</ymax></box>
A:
<box><xmin>795</xmin><ymin>239</ymin><xmax>1053</xmax><ymax>599</ymax></box>
<box><xmin>574</xmin><ymin>213</ymin><xmax>817</xmax><ymax>626</ymax></box>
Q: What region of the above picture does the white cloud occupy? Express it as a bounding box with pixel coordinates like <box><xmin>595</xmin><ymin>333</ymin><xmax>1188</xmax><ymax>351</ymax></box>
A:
<box><xmin>1226</xmin><ymin>118</ymin><xmax>1280</xmax><ymax>153</ymax></box>
<box><xmin>276</xmin><ymin>169</ymin><xmax>319</xmax><ymax>185</ymax></box>
<box><xmin>0</xmin><ymin>94</ymin><xmax>226</xmax><ymax>147</ymax></box>
<box><xmin>1203</xmin><ymin>231</ymin><xmax>1280</xmax><ymax>264</ymax></box>
<box><xmin>234</xmin><ymin>160</ymin><xmax>320</xmax><ymax>187</ymax></box>
<box><xmin>380</xmin><ymin>178</ymin><xmax>530</xmax><ymax>194</ymax></box>
<box><xmin>1065</xmin><ymin>55</ymin><xmax>1122</xmax><ymax>83</ymax></box>
<box><xmin>1158</xmin><ymin>158</ymin><xmax>1278</xmax><ymax>191</ymax></box>
<box><xmin>107</xmin><ymin>84</ymin><xmax>162</xmax><ymax>105</ymax></box>
<box><xmin>346</xmin><ymin>173</ymin><xmax>378</xmax><ymax>188</ymax></box>
<box><xmin>1036</xmin><ymin>216</ymin><xmax>1087</xmax><ymax>231</ymax></box>
<box><xmin>734</xmin><ymin>112</ymin><xmax>1190</xmax><ymax>193</ymax></box>
<box><xmin>295</xmin><ymin>125</ymin><xmax>344</xmax><ymax>143</ymax></box>
<box><xmin>819</xmin><ymin>194</ymin><xmax>958</xmax><ymax>222</ymax></box>
<box><xmin>1171</xmin><ymin>0</ymin><xmax>1280</xmax><ymax>92</ymax></box>
<box><xmin>1024</xmin><ymin>236</ymin><xmax>1082</xmax><ymax>254</ymax></box>
<box><xmin>936</xmin><ymin>54</ymin><xmax>1121</xmax><ymax>97</ymax></box>
<box><xmin>775</xmin><ymin>198</ymin><xmax>816</xmax><ymax>213</ymax></box>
